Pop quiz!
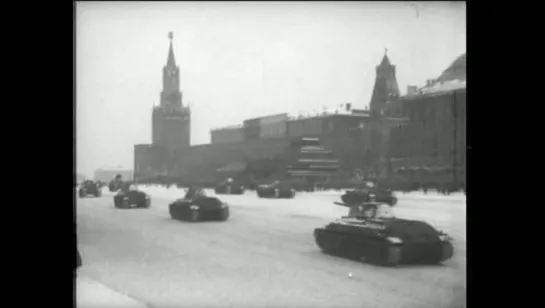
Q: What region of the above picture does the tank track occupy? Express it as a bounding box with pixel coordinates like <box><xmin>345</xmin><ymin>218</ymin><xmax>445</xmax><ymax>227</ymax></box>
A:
<box><xmin>114</xmin><ymin>197</ymin><xmax>150</xmax><ymax>209</ymax></box>
<box><xmin>314</xmin><ymin>228</ymin><xmax>453</xmax><ymax>266</ymax></box>
<box><xmin>257</xmin><ymin>190</ymin><xmax>295</xmax><ymax>199</ymax></box>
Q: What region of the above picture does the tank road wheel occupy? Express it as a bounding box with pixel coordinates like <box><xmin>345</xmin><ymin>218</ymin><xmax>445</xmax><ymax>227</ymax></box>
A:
<box><xmin>190</xmin><ymin>209</ymin><xmax>200</xmax><ymax>222</ymax></box>
<box><xmin>314</xmin><ymin>233</ymin><xmax>326</xmax><ymax>252</ymax></box>
<box><xmin>322</xmin><ymin>234</ymin><xmax>340</xmax><ymax>256</ymax></box>
<box><xmin>219</xmin><ymin>207</ymin><xmax>229</xmax><ymax>221</ymax></box>
<box><xmin>338</xmin><ymin>238</ymin><xmax>359</xmax><ymax>260</ymax></box>
<box><xmin>383</xmin><ymin>245</ymin><xmax>402</xmax><ymax>267</ymax></box>
<box><xmin>437</xmin><ymin>241</ymin><xmax>454</xmax><ymax>264</ymax></box>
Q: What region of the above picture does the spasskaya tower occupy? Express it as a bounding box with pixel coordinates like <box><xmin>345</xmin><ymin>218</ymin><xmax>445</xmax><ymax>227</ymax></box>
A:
<box><xmin>152</xmin><ymin>32</ymin><xmax>191</xmax><ymax>151</ymax></box>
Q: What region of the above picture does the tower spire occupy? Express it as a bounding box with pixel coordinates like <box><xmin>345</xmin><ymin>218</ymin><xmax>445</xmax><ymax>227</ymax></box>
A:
<box><xmin>166</xmin><ymin>31</ymin><xmax>176</xmax><ymax>67</ymax></box>
<box><xmin>380</xmin><ymin>47</ymin><xmax>391</xmax><ymax>67</ymax></box>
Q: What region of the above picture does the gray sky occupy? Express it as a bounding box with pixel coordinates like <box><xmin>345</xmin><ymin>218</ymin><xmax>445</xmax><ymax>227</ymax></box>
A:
<box><xmin>76</xmin><ymin>1</ymin><xmax>466</xmax><ymax>177</ymax></box>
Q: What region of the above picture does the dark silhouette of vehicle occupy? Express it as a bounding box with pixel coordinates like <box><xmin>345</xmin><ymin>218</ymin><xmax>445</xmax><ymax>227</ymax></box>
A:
<box><xmin>95</xmin><ymin>180</ymin><xmax>106</xmax><ymax>189</ymax></box>
<box><xmin>113</xmin><ymin>182</ymin><xmax>151</xmax><ymax>209</ymax></box>
<box><xmin>214</xmin><ymin>178</ymin><xmax>245</xmax><ymax>195</ymax></box>
<box><xmin>314</xmin><ymin>201</ymin><xmax>454</xmax><ymax>266</ymax></box>
<box><xmin>108</xmin><ymin>174</ymin><xmax>124</xmax><ymax>192</ymax></box>
<box><xmin>169</xmin><ymin>187</ymin><xmax>229</xmax><ymax>222</ymax></box>
<box><xmin>78</xmin><ymin>180</ymin><xmax>102</xmax><ymax>198</ymax></box>
<box><xmin>256</xmin><ymin>181</ymin><xmax>296</xmax><ymax>199</ymax></box>
<box><xmin>341</xmin><ymin>180</ymin><xmax>398</xmax><ymax>206</ymax></box>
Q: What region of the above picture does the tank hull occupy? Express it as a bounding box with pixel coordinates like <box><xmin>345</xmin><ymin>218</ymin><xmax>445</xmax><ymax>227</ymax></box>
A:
<box><xmin>169</xmin><ymin>200</ymin><xmax>230</xmax><ymax>222</ymax></box>
<box><xmin>113</xmin><ymin>192</ymin><xmax>151</xmax><ymax>209</ymax></box>
<box><xmin>314</xmin><ymin>228</ymin><xmax>453</xmax><ymax>266</ymax></box>
<box><xmin>256</xmin><ymin>186</ymin><xmax>296</xmax><ymax>199</ymax></box>
<box><xmin>79</xmin><ymin>187</ymin><xmax>101</xmax><ymax>198</ymax></box>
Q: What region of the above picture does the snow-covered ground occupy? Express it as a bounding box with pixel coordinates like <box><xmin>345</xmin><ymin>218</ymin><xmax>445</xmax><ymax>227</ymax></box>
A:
<box><xmin>77</xmin><ymin>274</ymin><xmax>147</xmax><ymax>308</ymax></box>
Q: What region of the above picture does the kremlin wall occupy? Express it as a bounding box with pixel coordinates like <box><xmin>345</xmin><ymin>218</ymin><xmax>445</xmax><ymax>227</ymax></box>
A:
<box><xmin>134</xmin><ymin>34</ymin><xmax>466</xmax><ymax>189</ymax></box>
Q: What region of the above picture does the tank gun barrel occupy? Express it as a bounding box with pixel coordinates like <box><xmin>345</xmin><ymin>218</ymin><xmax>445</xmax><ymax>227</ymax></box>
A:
<box><xmin>334</xmin><ymin>201</ymin><xmax>351</xmax><ymax>207</ymax></box>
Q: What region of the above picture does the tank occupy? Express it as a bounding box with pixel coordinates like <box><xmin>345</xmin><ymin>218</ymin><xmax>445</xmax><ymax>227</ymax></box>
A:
<box><xmin>113</xmin><ymin>182</ymin><xmax>151</xmax><ymax>209</ymax></box>
<box><xmin>256</xmin><ymin>180</ymin><xmax>296</xmax><ymax>199</ymax></box>
<box><xmin>341</xmin><ymin>180</ymin><xmax>397</xmax><ymax>206</ymax></box>
<box><xmin>214</xmin><ymin>178</ymin><xmax>245</xmax><ymax>195</ymax></box>
<box><xmin>78</xmin><ymin>180</ymin><xmax>102</xmax><ymax>198</ymax></box>
<box><xmin>169</xmin><ymin>188</ymin><xmax>229</xmax><ymax>222</ymax></box>
<box><xmin>314</xmin><ymin>202</ymin><xmax>454</xmax><ymax>266</ymax></box>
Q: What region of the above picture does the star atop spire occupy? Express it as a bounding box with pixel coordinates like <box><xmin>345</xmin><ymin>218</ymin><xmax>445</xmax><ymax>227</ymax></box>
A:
<box><xmin>166</xmin><ymin>31</ymin><xmax>176</xmax><ymax>67</ymax></box>
<box><xmin>379</xmin><ymin>48</ymin><xmax>391</xmax><ymax>67</ymax></box>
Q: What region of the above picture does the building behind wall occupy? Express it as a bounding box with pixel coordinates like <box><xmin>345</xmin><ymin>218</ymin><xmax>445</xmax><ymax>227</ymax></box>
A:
<box><xmin>387</xmin><ymin>53</ymin><xmax>467</xmax><ymax>188</ymax></box>
<box><xmin>172</xmin><ymin>51</ymin><xmax>408</xmax><ymax>182</ymax></box>
<box><xmin>134</xmin><ymin>144</ymin><xmax>167</xmax><ymax>181</ymax></box>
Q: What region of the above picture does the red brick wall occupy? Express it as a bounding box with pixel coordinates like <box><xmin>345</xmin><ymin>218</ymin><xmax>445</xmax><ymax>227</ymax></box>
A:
<box><xmin>134</xmin><ymin>144</ymin><xmax>167</xmax><ymax>180</ymax></box>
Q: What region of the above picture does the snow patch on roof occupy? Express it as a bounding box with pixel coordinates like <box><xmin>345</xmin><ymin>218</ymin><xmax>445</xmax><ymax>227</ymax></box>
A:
<box><xmin>420</xmin><ymin>79</ymin><xmax>466</xmax><ymax>94</ymax></box>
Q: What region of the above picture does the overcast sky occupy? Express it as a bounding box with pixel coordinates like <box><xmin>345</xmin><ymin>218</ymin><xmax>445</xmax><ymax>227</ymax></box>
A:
<box><xmin>76</xmin><ymin>1</ymin><xmax>466</xmax><ymax>177</ymax></box>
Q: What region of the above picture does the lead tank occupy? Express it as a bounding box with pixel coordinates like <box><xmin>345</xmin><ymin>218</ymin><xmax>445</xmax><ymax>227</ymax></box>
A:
<box><xmin>314</xmin><ymin>202</ymin><xmax>454</xmax><ymax>266</ymax></box>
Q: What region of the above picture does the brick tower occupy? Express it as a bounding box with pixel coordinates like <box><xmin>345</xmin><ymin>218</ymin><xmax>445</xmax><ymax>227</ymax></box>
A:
<box><xmin>369</xmin><ymin>49</ymin><xmax>400</xmax><ymax>117</ymax></box>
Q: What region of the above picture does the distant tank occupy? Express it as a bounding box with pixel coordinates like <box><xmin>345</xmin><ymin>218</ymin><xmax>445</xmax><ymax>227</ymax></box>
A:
<box><xmin>214</xmin><ymin>178</ymin><xmax>245</xmax><ymax>195</ymax></box>
<box><xmin>113</xmin><ymin>182</ymin><xmax>151</xmax><ymax>209</ymax></box>
<box><xmin>341</xmin><ymin>180</ymin><xmax>397</xmax><ymax>206</ymax></box>
<box><xmin>256</xmin><ymin>180</ymin><xmax>296</xmax><ymax>199</ymax></box>
<box><xmin>314</xmin><ymin>201</ymin><xmax>454</xmax><ymax>266</ymax></box>
<box><xmin>78</xmin><ymin>180</ymin><xmax>102</xmax><ymax>198</ymax></box>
